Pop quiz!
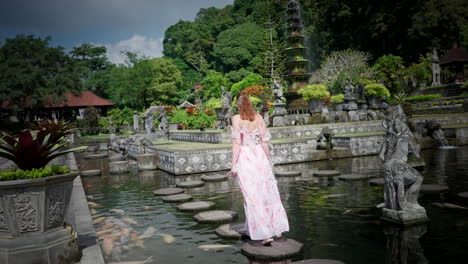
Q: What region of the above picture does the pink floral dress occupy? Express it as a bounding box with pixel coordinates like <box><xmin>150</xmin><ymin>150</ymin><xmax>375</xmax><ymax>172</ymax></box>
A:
<box><xmin>232</xmin><ymin>127</ymin><xmax>289</xmax><ymax>240</ymax></box>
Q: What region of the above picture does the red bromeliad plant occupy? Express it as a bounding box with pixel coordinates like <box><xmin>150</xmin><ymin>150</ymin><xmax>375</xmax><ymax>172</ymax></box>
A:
<box><xmin>0</xmin><ymin>120</ymin><xmax>86</xmax><ymax>171</ymax></box>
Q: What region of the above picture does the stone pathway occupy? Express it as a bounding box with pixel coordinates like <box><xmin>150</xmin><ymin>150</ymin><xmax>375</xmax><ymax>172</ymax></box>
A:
<box><xmin>241</xmin><ymin>238</ymin><xmax>303</xmax><ymax>261</ymax></box>
<box><xmin>176</xmin><ymin>201</ymin><xmax>214</xmax><ymax>212</ymax></box>
<box><xmin>193</xmin><ymin>210</ymin><xmax>238</xmax><ymax>224</ymax></box>
<box><xmin>80</xmin><ymin>170</ymin><xmax>102</xmax><ymax>176</ymax></box>
<box><xmin>215</xmin><ymin>224</ymin><xmax>242</xmax><ymax>239</ymax></box>
<box><xmin>201</xmin><ymin>174</ymin><xmax>228</xmax><ymax>182</ymax></box>
<box><xmin>176</xmin><ymin>180</ymin><xmax>205</xmax><ymax>188</ymax></box>
<box><xmin>152</xmin><ymin>188</ymin><xmax>184</xmax><ymax>196</ymax></box>
<box><xmin>275</xmin><ymin>170</ymin><xmax>302</xmax><ymax>177</ymax></box>
<box><xmin>457</xmin><ymin>192</ymin><xmax>468</xmax><ymax>199</ymax></box>
<box><xmin>338</xmin><ymin>174</ymin><xmax>368</xmax><ymax>181</ymax></box>
<box><xmin>368</xmin><ymin>178</ymin><xmax>384</xmax><ymax>186</ymax></box>
<box><xmin>161</xmin><ymin>194</ymin><xmax>193</xmax><ymax>203</ymax></box>
<box><xmin>83</xmin><ymin>153</ymin><xmax>108</xmax><ymax>159</ymax></box>
<box><xmin>420</xmin><ymin>184</ymin><xmax>449</xmax><ymax>194</ymax></box>
<box><xmin>313</xmin><ymin>170</ymin><xmax>340</xmax><ymax>177</ymax></box>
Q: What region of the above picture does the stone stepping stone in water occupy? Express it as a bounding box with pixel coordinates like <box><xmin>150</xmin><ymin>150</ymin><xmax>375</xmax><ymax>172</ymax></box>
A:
<box><xmin>193</xmin><ymin>210</ymin><xmax>238</xmax><ymax>224</ymax></box>
<box><xmin>176</xmin><ymin>201</ymin><xmax>215</xmax><ymax>212</ymax></box>
<box><xmin>153</xmin><ymin>188</ymin><xmax>184</xmax><ymax>196</ymax></box>
<box><xmin>369</xmin><ymin>178</ymin><xmax>385</xmax><ymax>186</ymax></box>
<box><xmin>420</xmin><ymin>184</ymin><xmax>449</xmax><ymax>194</ymax></box>
<box><xmin>83</xmin><ymin>153</ymin><xmax>108</xmax><ymax>159</ymax></box>
<box><xmin>275</xmin><ymin>170</ymin><xmax>302</xmax><ymax>177</ymax></box>
<box><xmin>241</xmin><ymin>238</ymin><xmax>303</xmax><ymax>261</ymax></box>
<box><xmin>292</xmin><ymin>259</ymin><xmax>345</xmax><ymax>264</ymax></box>
<box><xmin>313</xmin><ymin>170</ymin><xmax>340</xmax><ymax>177</ymax></box>
<box><xmin>80</xmin><ymin>170</ymin><xmax>101</xmax><ymax>176</ymax></box>
<box><xmin>215</xmin><ymin>224</ymin><xmax>242</xmax><ymax>239</ymax></box>
<box><xmin>201</xmin><ymin>174</ymin><xmax>228</xmax><ymax>182</ymax></box>
<box><xmin>338</xmin><ymin>174</ymin><xmax>368</xmax><ymax>181</ymax></box>
<box><xmin>161</xmin><ymin>194</ymin><xmax>193</xmax><ymax>203</ymax></box>
<box><xmin>457</xmin><ymin>192</ymin><xmax>468</xmax><ymax>199</ymax></box>
<box><xmin>176</xmin><ymin>180</ymin><xmax>205</xmax><ymax>188</ymax></box>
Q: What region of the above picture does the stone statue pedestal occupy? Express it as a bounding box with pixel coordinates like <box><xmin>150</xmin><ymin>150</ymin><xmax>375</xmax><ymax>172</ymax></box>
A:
<box><xmin>381</xmin><ymin>207</ymin><xmax>429</xmax><ymax>226</ymax></box>
<box><xmin>272</xmin><ymin>102</ymin><xmax>287</xmax><ymax>127</ymax></box>
<box><xmin>342</xmin><ymin>97</ymin><xmax>358</xmax><ymax>111</ymax></box>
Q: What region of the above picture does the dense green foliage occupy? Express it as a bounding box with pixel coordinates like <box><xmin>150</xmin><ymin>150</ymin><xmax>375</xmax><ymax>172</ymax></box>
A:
<box><xmin>298</xmin><ymin>84</ymin><xmax>330</xmax><ymax>100</ymax></box>
<box><xmin>330</xmin><ymin>94</ymin><xmax>344</xmax><ymax>103</ymax></box>
<box><xmin>364</xmin><ymin>83</ymin><xmax>391</xmax><ymax>98</ymax></box>
<box><xmin>0</xmin><ymin>165</ymin><xmax>69</xmax><ymax>181</ymax></box>
<box><xmin>0</xmin><ymin>35</ymin><xmax>84</xmax><ymax>112</ymax></box>
<box><xmin>404</xmin><ymin>94</ymin><xmax>442</xmax><ymax>102</ymax></box>
<box><xmin>168</xmin><ymin>108</ymin><xmax>217</xmax><ymax>129</ymax></box>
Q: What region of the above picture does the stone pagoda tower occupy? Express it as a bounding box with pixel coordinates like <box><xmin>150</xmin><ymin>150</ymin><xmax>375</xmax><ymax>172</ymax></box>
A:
<box><xmin>284</xmin><ymin>0</ymin><xmax>310</xmax><ymax>111</ymax></box>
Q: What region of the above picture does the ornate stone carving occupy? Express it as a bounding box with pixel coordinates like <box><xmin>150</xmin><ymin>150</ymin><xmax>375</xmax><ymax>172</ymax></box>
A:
<box><xmin>47</xmin><ymin>185</ymin><xmax>65</xmax><ymax>228</ymax></box>
<box><xmin>379</xmin><ymin>105</ymin><xmax>428</xmax><ymax>224</ymax></box>
<box><xmin>221</xmin><ymin>86</ymin><xmax>233</xmax><ymax>129</ymax></box>
<box><xmin>0</xmin><ymin>205</ymin><xmax>9</xmax><ymax>232</ymax></box>
<box><xmin>10</xmin><ymin>192</ymin><xmax>39</xmax><ymax>233</ymax></box>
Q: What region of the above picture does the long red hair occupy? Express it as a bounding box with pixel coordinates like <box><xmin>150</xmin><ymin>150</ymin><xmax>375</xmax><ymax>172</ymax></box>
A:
<box><xmin>237</xmin><ymin>91</ymin><xmax>256</xmax><ymax>121</ymax></box>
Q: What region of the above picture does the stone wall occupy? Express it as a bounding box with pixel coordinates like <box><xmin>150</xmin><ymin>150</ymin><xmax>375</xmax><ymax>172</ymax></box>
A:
<box><xmin>334</xmin><ymin>134</ymin><xmax>385</xmax><ymax>156</ymax></box>
<box><xmin>169</xmin><ymin>131</ymin><xmax>228</xmax><ymax>143</ymax></box>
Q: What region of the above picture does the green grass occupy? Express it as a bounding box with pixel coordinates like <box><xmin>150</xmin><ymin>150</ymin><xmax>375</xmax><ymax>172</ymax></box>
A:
<box><xmin>0</xmin><ymin>165</ymin><xmax>69</xmax><ymax>181</ymax></box>
<box><xmin>442</xmin><ymin>123</ymin><xmax>468</xmax><ymax>129</ymax></box>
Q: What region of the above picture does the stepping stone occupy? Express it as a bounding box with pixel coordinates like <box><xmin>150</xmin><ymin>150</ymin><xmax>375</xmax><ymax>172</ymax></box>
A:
<box><xmin>420</xmin><ymin>184</ymin><xmax>449</xmax><ymax>194</ymax></box>
<box><xmin>338</xmin><ymin>174</ymin><xmax>368</xmax><ymax>181</ymax></box>
<box><xmin>292</xmin><ymin>259</ymin><xmax>345</xmax><ymax>264</ymax></box>
<box><xmin>369</xmin><ymin>178</ymin><xmax>385</xmax><ymax>186</ymax></box>
<box><xmin>109</xmin><ymin>155</ymin><xmax>125</xmax><ymax>162</ymax></box>
<box><xmin>161</xmin><ymin>194</ymin><xmax>193</xmax><ymax>203</ymax></box>
<box><xmin>229</xmin><ymin>222</ymin><xmax>250</xmax><ymax>237</ymax></box>
<box><xmin>275</xmin><ymin>170</ymin><xmax>302</xmax><ymax>177</ymax></box>
<box><xmin>193</xmin><ymin>210</ymin><xmax>238</xmax><ymax>224</ymax></box>
<box><xmin>80</xmin><ymin>170</ymin><xmax>101</xmax><ymax>176</ymax></box>
<box><xmin>83</xmin><ymin>153</ymin><xmax>108</xmax><ymax>159</ymax></box>
<box><xmin>201</xmin><ymin>174</ymin><xmax>228</xmax><ymax>182</ymax></box>
<box><xmin>176</xmin><ymin>201</ymin><xmax>215</xmax><ymax>212</ymax></box>
<box><xmin>457</xmin><ymin>192</ymin><xmax>468</xmax><ymax>199</ymax></box>
<box><xmin>176</xmin><ymin>180</ymin><xmax>205</xmax><ymax>188</ymax></box>
<box><xmin>241</xmin><ymin>238</ymin><xmax>303</xmax><ymax>260</ymax></box>
<box><xmin>153</xmin><ymin>188</ymin><xmax>184</xmax><ymax>196</ymax></box>
<box><xmin>215</xmin><ymin>224</ymin><xmax>242</xmax><ymax>239</ymax></box>
<box><xmin>313</xmin><ymin>170</ymin><xmax>340</xmax><ymax>177</ymax></box>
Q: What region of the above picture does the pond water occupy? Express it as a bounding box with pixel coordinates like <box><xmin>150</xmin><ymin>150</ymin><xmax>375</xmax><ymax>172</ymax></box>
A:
<box><xmin>78</xmin><ymin>146</ymin><xmax>468</xmax><ymax>264</ymax></box>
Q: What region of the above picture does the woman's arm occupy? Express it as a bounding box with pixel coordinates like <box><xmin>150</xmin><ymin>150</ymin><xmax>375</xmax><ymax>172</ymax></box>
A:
<box><xmin>258</xmin><ymin>114</ymin><xmax>271</xmax><ymax>161</ymax></box>
<box><xmin>231</xmin><ymin>116</ymin><xmax>241</xmax><ymax>176</ymax></box>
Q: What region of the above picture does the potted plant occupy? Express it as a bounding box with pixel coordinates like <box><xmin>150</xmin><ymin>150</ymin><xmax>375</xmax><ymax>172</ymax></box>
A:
<box><xmin>408</xmin><ymin>63</ymin><xmax>430</xmax><ymax>89</ymax></box>
<box><xmin>298</xmin><ymin>84</ymin><xmax>331</xmax><ymax>113</ymax></box>
<box><xmin>0</xmin><ymin>120</ymin><xmax>85</xmax><ymax>262</ymax></box>
<box><xmin>364</xmin><ymin>83</ymin><xmax>391</xmax><ymax>109</ymax></box>
<box><xmin>330</xmin><ymin>94</ymin><xmax>345</xmax><ymax>111</ymax></box>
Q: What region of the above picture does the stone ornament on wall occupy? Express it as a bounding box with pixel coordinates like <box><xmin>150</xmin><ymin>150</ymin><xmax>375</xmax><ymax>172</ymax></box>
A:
<box><xmin>47</xmin><ymin>183</ymin><xmax>71</xmax><ymax>229</ymax></box>
<box><xmin>0</xmin><ymin>205</ymin><xmax>8</xmax><ymax>232</ymax></box>
<box><xmin>10</xmin><ymin>192</ymin><xmax>39</xmax><ymax>233</ymax></box>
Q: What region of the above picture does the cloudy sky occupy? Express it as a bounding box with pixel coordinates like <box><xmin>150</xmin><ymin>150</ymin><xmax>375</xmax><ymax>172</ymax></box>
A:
<box><xmin>0</xmin><ymin>0</ymin><xmax>233</xmax><ymax>64</ymax></box>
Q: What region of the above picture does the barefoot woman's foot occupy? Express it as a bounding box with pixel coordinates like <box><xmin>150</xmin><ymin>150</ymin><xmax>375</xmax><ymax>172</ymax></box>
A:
<box><xmin>261</xmin><ymin>238</ymin><xmax>274</xmax><ymax>246</ymax></box>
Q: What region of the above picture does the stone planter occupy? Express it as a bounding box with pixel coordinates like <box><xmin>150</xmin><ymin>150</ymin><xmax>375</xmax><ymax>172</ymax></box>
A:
<box><xmin>308</xmin><ymin>99</ymin><xmax>323</xmax><ymax>113</ymax></box>
<box><xmin>366</xmin><ymin>96</ymin><xmax>381</xmax><ymax>109</ymax></box>
<box><xmin>109</xmin><ymin>161</ymin><xmax>129</xmax><ymax>174</ymax></box>
<box><xmin>0</xmin><ymin>172</ymin><xmax>79</xmax><ymax>263</ymax></box>
<box><xmin>333</xmin><ymin>103</ymin><xmax>343</xmax><ymax>111</ymax></box>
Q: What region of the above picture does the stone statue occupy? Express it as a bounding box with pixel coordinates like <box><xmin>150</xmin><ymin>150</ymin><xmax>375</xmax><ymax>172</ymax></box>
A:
<box><xmin>413</xmin><ymin>120</ymin><xmax>448</xmax><ymax>147</ymax></box>
<box><xmin>431</xmin><ymin>48</ymin><xmax>441</xmax><ymax>86</ymax></box>
<box><xmin>263</xmin><ymin>110</ymin><xmax>270</xmax><ymax>127</ymax></box>
<box><xmin>272</xmin><ymin>78</ymin><xmax>284</xmax><ymax>104</ymax></box>
<box><xmin>157</xmin><ymin>107</ymin><xmax>169</xmax><ymax>136</ymax></box>
<box><xmin>316</xmin><ymin>126</ymin><xmax>334</xmax><ymax>150</ymax></box>
<box><xmin>379</xmin><ymin>105</ymin><xmax>427</xmax><ymax>224</ymax></box>
<box><xmin>344</xmin><ymin>78</ymin><xmax>355</xmax><ymax>100</ymax></box>
<box><xmin>144</xmin><ymin>113</ymin><xmax>154</xmax><ymax>134</ymax></box>
<box><xmin>221</xmin><ymin>86</ymin><xmax>233</xmax><ymax>129</ymax></box>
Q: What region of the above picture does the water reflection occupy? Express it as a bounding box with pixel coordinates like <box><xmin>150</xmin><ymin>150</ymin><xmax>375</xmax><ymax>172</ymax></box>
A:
<box><xmin>383</xmin><ymin>224</ymin><xmax>428</xmax><ymax>264</ymax></box>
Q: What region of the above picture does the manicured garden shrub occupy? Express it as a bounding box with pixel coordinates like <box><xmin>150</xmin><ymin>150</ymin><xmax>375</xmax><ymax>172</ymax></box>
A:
<box><xmin>403</xmin><ymin>94</ymin><xmax>442</xmax><ymax>102</ymax></box>
<box><xmin>298</xmin><ymin>84</ymin><xmax>330</xmax><ymax>100</ymax></box>
<box><xmin>0</xmin><ymin>165</ymin><xmax>69</xmax><ymax>181</ymax></box>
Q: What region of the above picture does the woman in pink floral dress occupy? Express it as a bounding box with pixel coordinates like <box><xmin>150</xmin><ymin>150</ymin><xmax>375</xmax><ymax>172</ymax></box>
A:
<box><xmin>230</xmin><ymin>91</ymin><xmax>289</xmax><ymax>245</ymax></box>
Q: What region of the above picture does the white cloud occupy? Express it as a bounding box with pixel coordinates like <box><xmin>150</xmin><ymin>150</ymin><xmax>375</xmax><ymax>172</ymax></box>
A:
<box><xmin>101</xmin><ymin>35</ymin><xmax>163</xmax><ymax>65</ymax></box>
